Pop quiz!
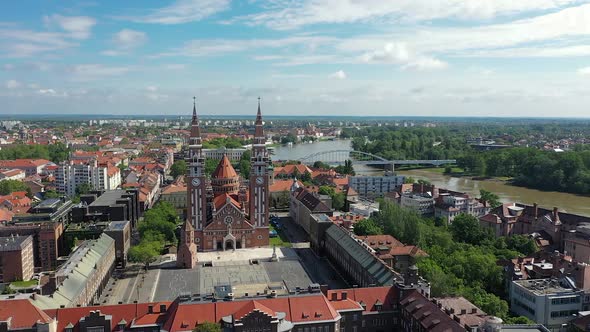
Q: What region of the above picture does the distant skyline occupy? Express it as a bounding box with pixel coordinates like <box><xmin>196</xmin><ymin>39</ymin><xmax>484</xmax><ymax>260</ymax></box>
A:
<box><xmin>1</xmin><ymin>0</ymin><xmax>590</xmax><ymax>117</ymax></box>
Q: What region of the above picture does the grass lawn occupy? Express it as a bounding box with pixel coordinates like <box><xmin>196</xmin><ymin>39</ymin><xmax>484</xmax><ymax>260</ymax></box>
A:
<box><xmin>10</xmin><ymin>280</ymin><xmax>38</xmax><ymax>288</ymax></box>
<box><xmin>269</xmin><ymin>224</ymin><xmax>292</xmax><ymax>248</ymax></box>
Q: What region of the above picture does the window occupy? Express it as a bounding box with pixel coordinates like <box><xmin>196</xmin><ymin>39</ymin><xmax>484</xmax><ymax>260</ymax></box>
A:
<box><xmin>86</xmin><ymin>327</ymin><xmax>105</xmax><ymax>332</ymax></box>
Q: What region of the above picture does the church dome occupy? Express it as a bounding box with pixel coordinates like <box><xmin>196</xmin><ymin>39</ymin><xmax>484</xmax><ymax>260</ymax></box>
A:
<box><xmin>212</xmin><ymin>155</ymin><xmax>238</xmax><ymax>179</ymax></box>
<box><xmin>211</xmin><ymin>154</ymin><xmax>240</xmax><ymax>196</ymax></box>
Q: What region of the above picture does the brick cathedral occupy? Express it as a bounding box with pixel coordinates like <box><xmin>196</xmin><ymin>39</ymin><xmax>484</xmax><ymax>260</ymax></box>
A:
<box><xmin>177</xmin><ymin>98</ymin><xmax>271</xmax><ymax>268</ymax></box>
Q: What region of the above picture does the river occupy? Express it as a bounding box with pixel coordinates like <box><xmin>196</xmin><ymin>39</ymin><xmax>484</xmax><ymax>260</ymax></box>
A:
<box><xmin>271</xmin><ymin>140</ymin><xmax>590</xmax><ymax>216</ymax></box>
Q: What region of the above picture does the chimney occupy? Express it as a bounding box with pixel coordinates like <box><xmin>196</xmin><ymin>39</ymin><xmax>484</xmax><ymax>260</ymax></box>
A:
<box><xmin>148</xmin><ymin>305</ymin><xmax>153</xmax><ymax>314</ymax></box>
<box><xmin>553</xmin><ymin>207</ymin><xmax>559</xmax><ymax>221</ymax></box>
<box><xmin>534</xmin><ymin>203</ymin><xmax>538</xmax><ymax>219</ymax></box>
<box><xmin>342</xmin><ymin>292</ymin><xmax>347</xmax><ymax>300</ymax></box>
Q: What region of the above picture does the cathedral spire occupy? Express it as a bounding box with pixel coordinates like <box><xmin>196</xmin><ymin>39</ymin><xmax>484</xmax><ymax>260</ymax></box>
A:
<box><xmin>255</xmin><ymin>97</ymin><xmax>264</xmax><ymax>138</ymax></box>
<box><xmin>191</xmin><ymin>96</ymin><xmax>201</xmax><ymax>139</ymax></box>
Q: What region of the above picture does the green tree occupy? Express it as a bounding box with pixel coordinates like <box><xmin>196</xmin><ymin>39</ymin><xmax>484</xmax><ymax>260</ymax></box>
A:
<box><xmin>353</xmin><ymin>218</ymin><xmax>383</xmax><ymax>236</ymax></box>
<box><xmin>0</xmin><ymin>180</ymin><xmax>29</xmax><ymax>195</ymax></box>
<box><xmin>313</xmin><ymin>161</ymin><xmax>331</xmax><ymax>169</ymax></box>
<box><xmin>506</xmin><ymin>235</ymin><xmax>538</xmax><ymax>256</ymax></box>
<box><xmin>75</xmin><ymin>183</ymin><xmax>93</xmax><ymax>196</ymax></box>
<box><xmin>239</xmin><ymin>150</ymin><xmax>251</xmax><ymax>178</ymax></box>
<box><xmin>43</xmin><ymin>190</ymin><xmax>61</xmax><ymax>199</ymax></box>
<box><xmin>170</xmin><ymin>160</ymin><xmax>187</xmax><ymax>179</ymax></box>
<box><xmin>128</xmin><ymin>240</ymin><xmax>160</xmax><ymax>268</ymax></box>
<box><xmin>449</xmin><ymin>214</ymin><xmax>488</xmax><ymax>245</ymax></box>
<box><xmin>332</xmin><ymin>192</ymin><xmax>345</xmax><ymax>211</ymax></box>
<box><xmin>479</xmin><ymin>189</ymin><xmax>501</xmax><ymax>208</ymax></box>
<box><xmin>194</xmin><ymin>322</ymin><xmax>221</xmax><ymax>332</ymax></box>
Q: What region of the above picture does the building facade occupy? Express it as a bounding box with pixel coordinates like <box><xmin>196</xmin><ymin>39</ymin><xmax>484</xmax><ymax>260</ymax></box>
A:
<box><xmin>185</xmin><ymin>99</ymin><xmax>270</xmax><ymax>252</ymax></box>
<box><xmin>55</xmin><ymin>159</ymin><xmax>121</xmax><ymax>197</ymax></box>
<box><xmin>0</xmin><ymin>235</ymin><xmax>34</xmax><ymax>282</ymax></box>
<box><xmin>510</xmin><ymin>278</ymin><xmax>583</xmax><ymax>330</ymax></box>
<box><xmin>348</xmin><ymin>174</ymin><xmax>405</xmax><ymax>199</ymax></box>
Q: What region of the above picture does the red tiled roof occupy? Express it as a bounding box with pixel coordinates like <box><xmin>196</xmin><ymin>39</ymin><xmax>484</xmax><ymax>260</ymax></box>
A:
<box><xmin>233</xmin><ymin>300</ymin><xmax>276</xmax><ymax>319</ymax></box>
<box><xmin>269</xmin><ymin>179</ymin><xmax>303</xmax><ymax>193</ymax></box>
<box><xmin>327</xmin><ymin>287</ymin><xmax>399</xmax><ymax>314</ymax></box>
<box><xmin>213</xmin><ymin>193</ymin><xmax>241</xmax><ymax>210</ymax></box>
<box><xmin>45</xmin><ymin>302</ymin><xmax>171</xmax><ymax>332</ymax></box>
<box><xmin>0</xmin><ymin>159</ymin><xmax>51</xmax><ymax>168</ymax></box>
<box><xmin>0</xmin><ymin>299</ymin><xmax>53</xmax><ymax>329</ymax></box>
<box><xmin>211</xmin><ymin>155</ymin><xmax>238</xmax><ymax>179</ymax></box>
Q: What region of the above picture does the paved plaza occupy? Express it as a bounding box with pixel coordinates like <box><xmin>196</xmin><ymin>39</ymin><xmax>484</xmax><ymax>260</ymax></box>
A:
<box><xmin>152</xmin><ymin>256</ymin><xmax>313</xmax><ymax>301</ymax></box>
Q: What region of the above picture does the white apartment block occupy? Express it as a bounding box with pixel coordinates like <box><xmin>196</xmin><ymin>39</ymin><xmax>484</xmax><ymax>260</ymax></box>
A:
<box><xmin>349</xmin><ymin>174</ymin><xmax>405</xmax><ymax>199</ymax></box>
<box><xmin>400</xmin><ymin>194</ymin><xmax>434</xmax><ymax>216</ymax></box>
<box><xmin>510</xmin><ymin>278</ymin><xmax>583</xmax><ymax>331</ymax></box>
<box><xmin>56</xmin><ymin>160</ymin><xmax>120</xmax><ymax>196</ymax></box>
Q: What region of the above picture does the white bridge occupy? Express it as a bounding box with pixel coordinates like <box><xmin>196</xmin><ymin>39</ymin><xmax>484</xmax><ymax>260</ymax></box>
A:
<box><xmin>298</xmin><ymin>150</ymin><xmax>455</xmax><ymax>170</ymax></box>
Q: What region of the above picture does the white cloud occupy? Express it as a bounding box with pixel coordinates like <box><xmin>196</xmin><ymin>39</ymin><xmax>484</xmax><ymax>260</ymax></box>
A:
<box><xmin>146</xmin><ymin>86</ymin><xmax>158</xmax><ymax>92</ymax></box>
<box><xmin>578</xmin><ymin>67</ymin><xmax>590</xmax><ymax>76</ymax></box>
<box><xmin>67</xmin><ymin>64</ymin><xmax>130</xmax><ymax>81</ymax></box>
<box><xmin>232</xmin><ymin>0</ymin><xmax>582</xmax><ymax>30</ymax></box>
<box><xmin>114</xmin><ymin>29</ymin><xmax>147</xmax><ymax>49</ymax></box>
<box><xmin>330</xmin><ymin>70</ymin><xmax>347</xmax><ymax>80</ymax></box>
<box><xmin>5</xmin><ymin>80</ymin><xmax>21</xmax><ymax>89</ymax></box>
<box><xmin>102</xmin><ymin>29</ymin><xmax>147</xmax><ymax>56</ymax></box>
<box><xmin>360</xmin><ymin>42</ymin><xmax>448</xmax><ymax>70</ymax></box>
<box><xmin>43</xmin><ymin>15</ymin><xmax>96</xmax><ymax>39</ymax></box>
<box><xmin>122</xmin><ymin>0</ymin><xmax>230</xmax><ymax>24</ymax></box>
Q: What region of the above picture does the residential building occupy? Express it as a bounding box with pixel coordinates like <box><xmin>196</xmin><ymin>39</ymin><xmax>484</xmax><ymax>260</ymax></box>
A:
<box><xmin>159</xmin><ymin>182</ymin><xmax>187</xmax><ymax>218</ymax></box>
<box><xmin>290</xmin><ymin>187</ymin><xmax>333</xmax><ymax>236</ymax></box>
<box><xmin>0</xmin><ymin>221</ymin><xmax>64</xmax><ymax>271</ymax></box>
<box><xmin>348</xmin><ymin>200</ymin><xmax>379</xmax><ymax>217</ymax></box>
<box><xmin>55</xmin><ymin>159</ymin><xmax>120</xmax><ymax>196</ymax></box>
<box><xmin>357</xmin><ymin>235</ymin><xmax>427</xmax><ymax>274</ymax></box>
<box><xmin>434</xmin><ymin>297</ymin><xmax>492</xmax><ymax>331</ymax></box>
<box><xmin>400</xmin><ymin>194</ymin><xmax>435</xmax><ymax>216</ymax></box>
<box><xmin>348</xmin><ymin>173</ymin><xmax>405</xmax><ymax>199</ymax></box>
<box><xmin>434</xmin><ymin>190</ymin><xmax>489</xmax><ymax>224</ymax></box>
<box><xmin>0</xmin><ymin>235</ymin><xmax>34</xmax><ymax>282</ymax></box>
<box><xmin>510</xmin><ymin>277</ymin><xmax>583</xmax><ymax>330</ymax></box>
<box><xmin>31</xmin><ymin>233</ymin><xmax>116</xmax><ymax>309</ymax></box>
<box><xmin>400</xmin><ymin>290</ymin><xmax>465</xmax><ymax>332</ymax></box>
<box><xmin>12</xmin><ymin>197</ymin><xmax>73</xmax><ymax>224</ymax></box>
<box><xmin>0</xmin><ymin>159</ymin><xmax>52</xmax><ymax>177</ymax></box>
<box><xmin>0</xmin><ymin>169</ymin><xmax>26</xmax><ymax>181</ymax></box>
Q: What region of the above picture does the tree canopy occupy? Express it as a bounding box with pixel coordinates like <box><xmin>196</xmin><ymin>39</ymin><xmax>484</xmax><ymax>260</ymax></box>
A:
<box><xmin>170</xmin><ymin>160</ymin><xmax>187</xmax><ymax>179</ymax></box>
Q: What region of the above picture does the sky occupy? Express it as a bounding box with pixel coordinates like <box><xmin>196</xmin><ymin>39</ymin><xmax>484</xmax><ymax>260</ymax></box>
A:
<box><xmin>1</xmin><ymin>0</ymin><xmax>590</xmax><ymax>117</ymax></box>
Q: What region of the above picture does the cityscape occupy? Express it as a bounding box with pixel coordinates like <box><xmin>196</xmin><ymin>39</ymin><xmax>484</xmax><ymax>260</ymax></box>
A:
<box><xmin>3</xmin><ymin>2</ymin><xmax>590</xmax><ymax>332</ymax></box>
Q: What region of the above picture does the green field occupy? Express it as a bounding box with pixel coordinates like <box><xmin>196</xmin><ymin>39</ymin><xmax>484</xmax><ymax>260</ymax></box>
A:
<box><xmin>10</xmin><ymin>280</ymin><xmax>38</xmax><ymax>288</ymax></box>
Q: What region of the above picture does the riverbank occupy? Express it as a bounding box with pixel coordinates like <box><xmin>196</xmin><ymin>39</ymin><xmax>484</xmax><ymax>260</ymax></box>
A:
<box><xmin>397</xmin><ymin>168</ymin><xmax>590</xmax><ymax>216</ymax></box>
<box><xmin>398</xmin><ymin>166</ymin><xmax>512</xmax><ymax>182</ymax></box>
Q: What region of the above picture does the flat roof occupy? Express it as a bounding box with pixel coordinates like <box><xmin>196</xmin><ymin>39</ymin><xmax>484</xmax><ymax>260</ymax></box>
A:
<box><xmin>514</xmin><ymin>278</ymin><xmax>578</xmax><ymax>296</ymax></box>
<box><xmin>106</xmin><ymin>220</ymin><xmax>130</xmax><ymax>230</ymax></box>
<box><xmin>90</xmin><ymin>190</ymin><xmax>130</xmax><ymax>206</ymax></box>
<box><xmin>35</xmin><ymin>198</ymin><xmax>61</xmax><ymax>209</ymax></box>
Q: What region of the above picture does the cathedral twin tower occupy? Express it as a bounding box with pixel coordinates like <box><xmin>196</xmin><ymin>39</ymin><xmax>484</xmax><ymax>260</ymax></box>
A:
<box><xmin>177</xmin><ymin>98</ymin><xmax>271</xmax><ymax>268</ymax></box>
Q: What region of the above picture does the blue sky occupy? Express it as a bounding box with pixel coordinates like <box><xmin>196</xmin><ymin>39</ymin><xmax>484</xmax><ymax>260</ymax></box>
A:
<box><xmin>1</xmin><ymin>0</ymin><xmax>590</xmax><ymax>117</ymax></box>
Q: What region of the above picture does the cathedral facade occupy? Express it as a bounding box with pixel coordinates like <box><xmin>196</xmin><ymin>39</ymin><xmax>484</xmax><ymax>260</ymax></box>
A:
<box><xmin>180</xmin><ymin>98</ymin><xmax>271</xmax><ymax>256</ymax></box>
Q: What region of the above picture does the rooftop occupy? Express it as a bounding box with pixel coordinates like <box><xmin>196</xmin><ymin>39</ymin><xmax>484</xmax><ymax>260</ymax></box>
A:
<box><xmin>0</xmin><ymin>235</ymin><xmax>32</xmax><ymax>252</ymax></box>
<box><xmin>514</xmin><ymin>278</ymin><xmax>579</xmax><ymax>296</ymax></box>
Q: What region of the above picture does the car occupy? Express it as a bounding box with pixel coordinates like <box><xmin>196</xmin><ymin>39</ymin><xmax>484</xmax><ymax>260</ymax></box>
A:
<box><xmin>269</xmin><ymin>230</ymin><xmax>278</xmax><ymax>238</ymax></box>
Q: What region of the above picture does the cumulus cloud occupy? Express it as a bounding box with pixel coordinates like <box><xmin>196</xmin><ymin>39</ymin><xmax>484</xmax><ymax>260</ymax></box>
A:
<box><xmin>121</xmin><ymin>0</ymin><xmax>230</xmax><ymax>24</ymax></box>
<box><xmin>330</xmin><ymin>70</ymin><xmax>347</xmax><ymax>80</ymax></box>
<box><xmin>5</xmin><ymin>80</ymin><xmax>21</xmax><ymax>89</ymax></box>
